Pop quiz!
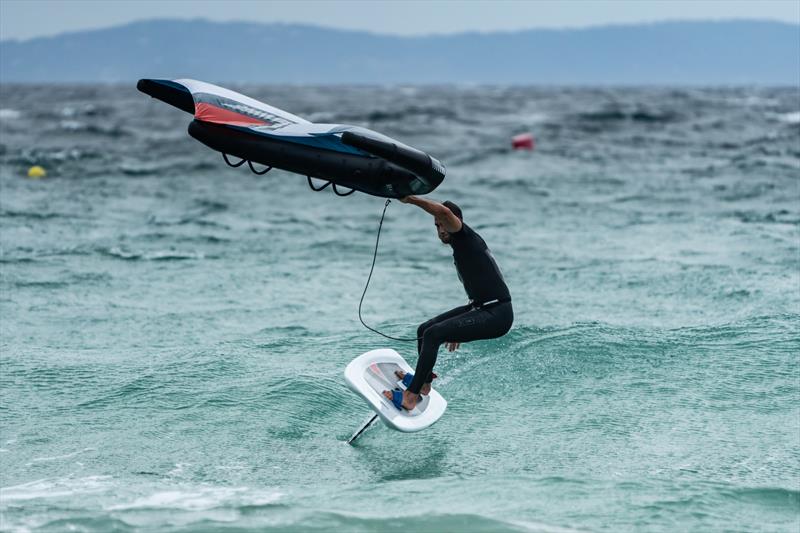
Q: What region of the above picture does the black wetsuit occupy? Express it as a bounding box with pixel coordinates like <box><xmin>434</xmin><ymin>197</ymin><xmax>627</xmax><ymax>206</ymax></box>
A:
<box><xmin>407</xmin><ymin>223</ymin><xmax>513</xmax><ymax>395</ymax></box>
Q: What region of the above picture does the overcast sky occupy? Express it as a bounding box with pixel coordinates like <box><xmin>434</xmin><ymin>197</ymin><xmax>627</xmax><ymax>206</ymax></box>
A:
<box><xmin>1</xmin><ymin>0</ymin><xmax>798</xmax><ymax>41</ymax></box>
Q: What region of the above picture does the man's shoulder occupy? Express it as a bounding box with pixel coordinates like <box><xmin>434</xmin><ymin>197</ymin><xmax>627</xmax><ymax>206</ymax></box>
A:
<box><xmin>453</xmin><ymin>221</ymin><xmax>474</xmax><ymax>233</ymax></box>
<box><xmin>461</xmin><ymin>222</ymin><xmax>482</xmax><ymax>238</ymax></box>
<box><xmin>452</xmin><ymin>222</ymin><xmax>484</xmax><ymax>246</ymax></box>
<box><xmin>449</xmin><ymin>222</ymin><xmax>470</xmax><ymax>238</ymax></box>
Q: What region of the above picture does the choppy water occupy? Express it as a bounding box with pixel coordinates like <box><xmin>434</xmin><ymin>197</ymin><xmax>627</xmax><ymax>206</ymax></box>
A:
<box><xmin>0</xmin><ymin>84</ymin><xmax>799</xmax><ymax>532</ymax></box>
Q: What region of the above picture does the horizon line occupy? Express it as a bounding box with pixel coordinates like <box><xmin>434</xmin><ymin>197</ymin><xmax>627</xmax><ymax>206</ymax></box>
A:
<box><xmin>2</xmin><ymin>16</ymin><xmax>798</xmax><ymax>44</ymax></box>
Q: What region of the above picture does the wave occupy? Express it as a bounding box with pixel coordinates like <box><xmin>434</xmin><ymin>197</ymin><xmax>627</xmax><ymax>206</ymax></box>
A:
<box><xmin>0</xmin><ymin>475</ymin><xmax>114</xmax><ymax>502</ymax></box>
<box><xmin>448</xmin><ymin>146</ymin><xmax>515</xmax><ymax>166</ymax></box>
<box><xmin>281</xmin><ymin>511</ymin><xmax>561</xmax><ymax>533</ymax></box>
<box><xmin>0</xmin><ymin>108</ymin><xmax>22</xmax><ymax>120</ymax></box>
<box><xmin>470</xmin><ymin>176</ymin><xmax>550</xmax><ymax>195</ymax></box>
<box><xmin>338</xmin><ymin>105</ymin><xmax>463</xmax><ymax>124</ymax></box>
<box><xmin>139</xmin><ymin>232</ymin><xmax>232</xmax><ymax>244</ymax></box>
<box><xmin>0</xmin><ymin>209</ymin><xmax>76</xmax><ymax>221</ymax></box>
<box><xmin>117</xmin><ymin>161</ymin><xmax>166</xmax><ymax>176</ymax></box>
<box><xmin>115</xmin><ymin>157</ymin><xmax>224</xmax><ymax>177</ymax></box>
<box><xmin>0</xmin><ymin>476</ymin><xmax>283</xmax><ymax>532</ymax></box>
<box><xmin>0</xmin><ymin>475</ymin><xmax>561</xmax><ymax>532</ymax></box>
<box><xmin>730</xmin><ymin>209</ymin><xmax>800</xmax><ymax>225</ymax></box>
<box><xmin>9</xmin><ymin>272</ymin><xmax>112</xmax><ymax>290</ymax></box>
<box><xmin>30</xmin><ymin>448</ymin><xmax>96</xmax><ymax>464</ymax></box>
<box><xmin>59</xmin><ymin>103</ymin><xmax>116</xmax><ymax>119</ymax></box>
<box><xmin>99</xmin><ymin>246</ymin><xmax>207</xmax><ymax>261</ymax></box>
<box><xmin>258</xmin><ymin>374</ymin><xmax>352</xmax><ymax>438</ymax></box>
<box><xmin>469</xmin><ymin>316</ymin><xmax>800</xmax><ymax>385</ymax></box>
<box><xmin>7</xmin><ymin>506</ymin><xmax>565</xmax><ymax>533</ymax></box>
<box><xmin>721</xmin><ymin>486</ymin><xmax>800</xmax><ymax>509</ymax></box>
<box><xmin>5</xmin><ymin>146</ymin><xmax>103</xmax><ymax>166</ymax></box>
<box><xmin>144</xmin><ymin>200</ymin><xmax>230</xmax><ymax>228</ymax></box>
<box><xmin>0</xmin><ymin>256</ymin><xmax>37</xmax><ymax>264</ymax></box>
<box><xmin>4</xmin><ymin>476</ymin><xmax>792</xmax><ymax>532</ymax></box>
<box><xmin>11</xmin><ymin>280</ymin><xmax>68</xmax><ymax>289</ymax></box>
<box><xmin>576</xmin><ymin>108</ymin><xmax>681</xmax><ymax>124</ymax></box>
<box><xmin>21</xmin><ymin>517</ymin><xmax>132</xmax><ymax>532</ymax></box>
<box><xmin>74</xmin><ymin>373</ymin><xmax>168</xmax><ymax>410</ymax></box>
<box><xmin>0</xmin><ymin>245</ymin><xmax>94</xmax><ymax>263</ymax></box>
<box><xmin>54</xmin><ymin>120</ymin><xmax>131</xmax><ymax>138</ymax></box>
<box><xmin>774</xmin><ymin>111</ymin><xmax>800</xmax><ymax>124</ymax></box>
<box><xmin>105</xmin><ymin>485</ymin><xmax>282</xmax><ymax>512</ymax></box>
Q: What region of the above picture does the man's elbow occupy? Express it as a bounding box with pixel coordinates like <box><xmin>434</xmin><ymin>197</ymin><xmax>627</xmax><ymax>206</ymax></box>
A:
<box><xmin>432</xmin><ymin>202</ymin><xmax>455</xmax><ymax>219</ymax></box>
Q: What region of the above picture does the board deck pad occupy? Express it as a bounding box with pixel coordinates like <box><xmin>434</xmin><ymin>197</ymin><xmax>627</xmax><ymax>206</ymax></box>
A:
<box><xmin>364</xmin><ymin>362</ymin><xmax>431</xmax><ymax>416</ymax></box>
<box><xmin>345</xmin><ymin>348</ymin><xmax>447</xmax><ymax>433</ymax></box>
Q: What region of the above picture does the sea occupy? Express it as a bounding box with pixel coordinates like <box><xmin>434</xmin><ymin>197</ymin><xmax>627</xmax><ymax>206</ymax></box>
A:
<box><xmin>0</xmin><ymin>84</ymin><xmax>798</xmax><ymax>532</ymax></box>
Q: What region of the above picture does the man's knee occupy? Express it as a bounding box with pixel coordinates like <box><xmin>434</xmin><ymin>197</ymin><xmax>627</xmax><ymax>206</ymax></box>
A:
<box><xmin>422</xmin><ymin>324</ymin><xmax>446</xmax><ymax>347</ymax></box>
<box><xmin>417</xmin><ymin>319</ymin><xmax>436</xmax><ymax>338</ymax></box>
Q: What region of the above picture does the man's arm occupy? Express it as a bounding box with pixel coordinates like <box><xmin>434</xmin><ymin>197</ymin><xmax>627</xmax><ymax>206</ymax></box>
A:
<box><xmin>400</xmin><ymin>196</ymin><xmax>462</xmax><ymax>233</ymax></box>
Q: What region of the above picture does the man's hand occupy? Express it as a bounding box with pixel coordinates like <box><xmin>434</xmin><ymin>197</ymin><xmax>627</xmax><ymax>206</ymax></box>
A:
<box><xmin>445</xmin><ymin>342</ymin><xmax>461</xmax><ymax>352</ymax></box>
<box><xmin>399</xmin><ymin>196</ymin><xmax>415</xmax><ymax>204</ymax></box>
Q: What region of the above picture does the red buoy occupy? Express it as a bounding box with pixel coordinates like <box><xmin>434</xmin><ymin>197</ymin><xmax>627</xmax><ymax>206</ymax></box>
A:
<box><xmin>512</xmin><ymin>132</ymin><xmax>535</xmax><ymax>150</ymax></box>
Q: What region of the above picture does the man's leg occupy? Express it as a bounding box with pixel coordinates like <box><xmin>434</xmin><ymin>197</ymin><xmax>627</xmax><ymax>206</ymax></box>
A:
<box><xmin>406</xmin><ymin>303</ymin><xmax>513</xmax><ymax>395</ymax></box>
<box><xmin>415</xmin><ymin>304</ymin><xmax>473</xmax><ymax>383</ymax></box>
<box><xmin>386</xmin><ymin>304</ymin><xmax>474</xmax><ymax>405</ymax></box>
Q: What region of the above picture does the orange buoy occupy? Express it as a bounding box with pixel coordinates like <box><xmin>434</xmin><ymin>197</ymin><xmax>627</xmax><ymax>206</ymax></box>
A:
<box><xmin>512</xmin><ymin>133</ymin><xmax>535</xmax><ymax>150</ymax></box>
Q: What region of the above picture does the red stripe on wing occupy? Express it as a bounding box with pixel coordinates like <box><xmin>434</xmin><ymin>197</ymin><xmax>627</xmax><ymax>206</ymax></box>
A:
<box><xmin>194</xmin><ymin>102</ymin><xmax>269</xmax><ymax>126</ymax></box>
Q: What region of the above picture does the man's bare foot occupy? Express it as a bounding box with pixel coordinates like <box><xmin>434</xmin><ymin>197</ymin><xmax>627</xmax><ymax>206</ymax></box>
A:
<box><xmin>382</xmin><ymin>388</ymin><xmax>420</xmax><ymax>410</ymax></box>
<box><xmin>394</xmin><ymin>370</ymin><xmax>432</xmax><ymax>395</ymax></box>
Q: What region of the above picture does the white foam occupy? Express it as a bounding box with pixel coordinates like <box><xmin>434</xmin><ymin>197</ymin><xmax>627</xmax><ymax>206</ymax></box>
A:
<box><xmin>776</xmin><ymin>111</ymin><xmax>800</xmax><ymax>124</ymax></box>
<box><xmin>0</xmin><ymin>476</ymin><xmax>112</xmax><ymax>502</ymax></box>
<box><xmin>0</xmin><ymin>108</ymin><xmax>21</xmax><ymax>120</ymax></box>
<box><xmin>167</xmin><ymin>462</ymin><xmax>190</xmax><ymax>477</ymax></box>
<box><xmin>509</xmin><ymin>518</ymin><xmax>587</xmax><ymax>533</ymax></box>
<box><xmin>30</xmin><ymin>447</ymin><xmax>95</xmax><ymax>463</ymax></box>
<box><xmin>59</xmin><ymin>120</ymin><xmax>85</xmax><ymax>131</ymax></box>
<box><xmin>106</xmin><ymin>486</ymin><xmax>281</xmax><ymax>511</ymax></box>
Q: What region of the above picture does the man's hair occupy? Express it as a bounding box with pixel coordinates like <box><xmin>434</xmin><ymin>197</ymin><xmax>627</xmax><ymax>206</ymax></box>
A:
<box><xmin>443</xmin><ymin>200</ymin><xmax>463</xmax><ymax>220</ymax></box>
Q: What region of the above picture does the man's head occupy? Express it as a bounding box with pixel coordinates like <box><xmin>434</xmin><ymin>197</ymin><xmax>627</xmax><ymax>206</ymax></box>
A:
<box><xmin>435</xmin><ymin>200</ymin><xmax>463</xmax><ymax>244</ymax></box>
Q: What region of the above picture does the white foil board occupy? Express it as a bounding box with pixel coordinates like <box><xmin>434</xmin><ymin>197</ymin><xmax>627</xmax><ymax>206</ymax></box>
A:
<box><xmin>344</xmin><ymin>348</ymin><xmax>447</xmax><ymax>433</ymax></box>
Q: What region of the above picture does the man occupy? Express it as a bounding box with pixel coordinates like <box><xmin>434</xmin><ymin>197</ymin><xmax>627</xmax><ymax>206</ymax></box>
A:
<box><xmin>382</xmin><ymin>195</ymin><xmax>513</xmax><ymax>411</ymax></box>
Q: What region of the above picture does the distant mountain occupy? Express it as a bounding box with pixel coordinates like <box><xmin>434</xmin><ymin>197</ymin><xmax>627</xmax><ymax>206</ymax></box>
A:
<box><xmin>1</xmin><ymin>19</ymin><xmax>798</xmax><ymax>84</ymax></box>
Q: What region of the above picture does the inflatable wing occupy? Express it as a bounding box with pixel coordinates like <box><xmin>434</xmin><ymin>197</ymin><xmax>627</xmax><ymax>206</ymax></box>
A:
<box><xmin>137</xmin><ymin>79</ymin><xmax>446</xmax><ymax>198</ymax></box>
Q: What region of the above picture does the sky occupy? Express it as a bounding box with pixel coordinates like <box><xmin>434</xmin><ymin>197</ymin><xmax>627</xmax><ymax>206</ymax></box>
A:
<box><xmin>1</xmin><ymin>0</ymin><xmax>798</xmax><ymax>41</ymax></box>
